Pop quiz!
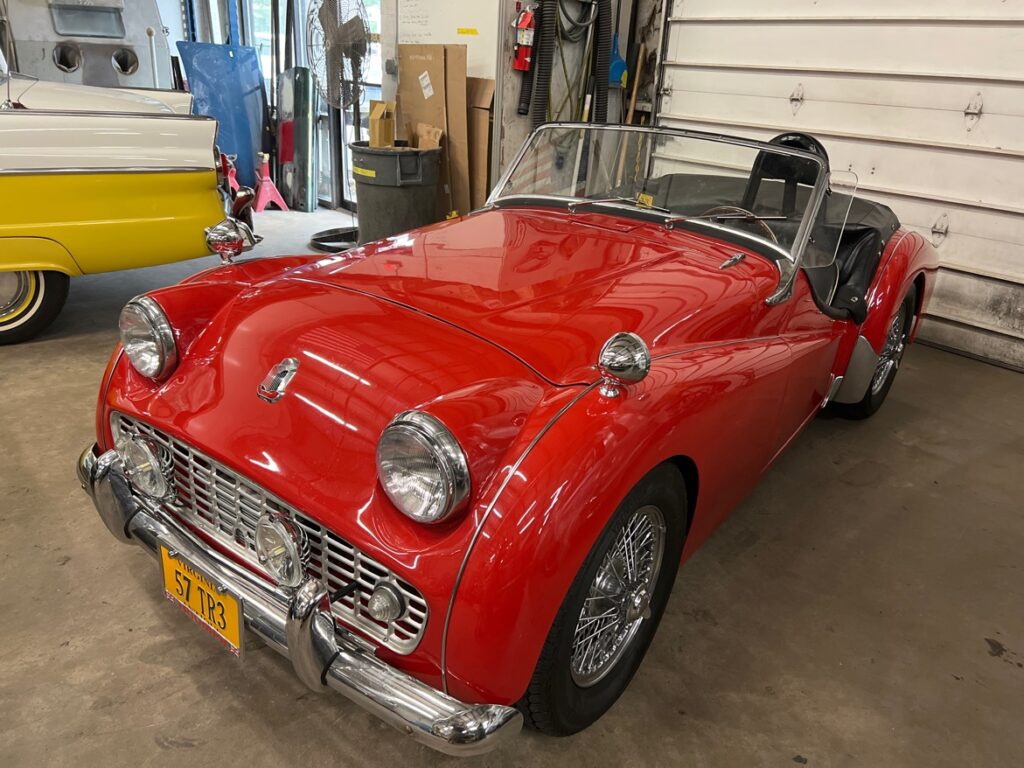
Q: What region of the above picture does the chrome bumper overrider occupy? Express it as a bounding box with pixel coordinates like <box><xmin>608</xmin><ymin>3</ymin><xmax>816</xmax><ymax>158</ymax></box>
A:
<box><xmin>77</xmin><ymin>444</ymin><xmax>521</xmax><ymax>756</ymax></box>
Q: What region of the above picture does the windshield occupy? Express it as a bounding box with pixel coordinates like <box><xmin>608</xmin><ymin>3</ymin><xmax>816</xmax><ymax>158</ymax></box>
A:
<box><xmin>492</xmin><ymin>124</ymin><xmax>834</xmax><ymax>264</ymax></box>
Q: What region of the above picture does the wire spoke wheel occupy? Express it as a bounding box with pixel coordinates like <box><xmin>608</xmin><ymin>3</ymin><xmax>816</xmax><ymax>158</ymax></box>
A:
<box><xmin>871</xmin><ymin>306</ymin><xmax>908</xmax><ymax>395</ymax></box>
<box><xmin>570</xmin><ymin>504</ymin><xmax>666</xmax><ymax>687</ymax></box>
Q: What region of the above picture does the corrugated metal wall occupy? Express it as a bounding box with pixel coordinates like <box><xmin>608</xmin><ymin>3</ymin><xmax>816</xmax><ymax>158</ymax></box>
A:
<box><xmin>658</xmin><ymin>0</ymin><xmax>1024</xmax><ymax>369</ymax></box>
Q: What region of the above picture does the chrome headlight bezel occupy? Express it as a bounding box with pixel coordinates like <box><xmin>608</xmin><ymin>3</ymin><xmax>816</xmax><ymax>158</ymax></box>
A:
<box><xmin>118</xmin><ymin>295</ymin><xmax>178</xmax><ymax>380</ymax></box>
<box><xmin>376</xmin><ymin>411</ymin><xmax>471</xmax><ymax>525</ymax></box>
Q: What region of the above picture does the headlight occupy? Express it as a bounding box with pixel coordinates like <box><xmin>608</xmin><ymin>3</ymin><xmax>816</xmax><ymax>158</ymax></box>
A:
<box><xmin>119</xmin><ymin>296</ymin><xmax>177</xmax><ymax>380</ymax></box>
<box><xmin>116</xmin><ymin>434</ymin><xmax>171</xmax><ymax>500</ymax></box>
<box><xmin>255</xmin><ymin>514</ymin><xmax>307</xmax><ymax>588</ymax></box>
<box><xmin>376</xmin><ymin>411</ymin><xmax>470</xmax><ymax>524</ymax></box>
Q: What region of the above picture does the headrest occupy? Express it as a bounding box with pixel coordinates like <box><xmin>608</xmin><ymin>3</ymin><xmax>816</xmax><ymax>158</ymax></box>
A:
<box><xmin>753</xmin><ymin>132</ymin><xmax>829</xmax><ymax>188</ymax></box>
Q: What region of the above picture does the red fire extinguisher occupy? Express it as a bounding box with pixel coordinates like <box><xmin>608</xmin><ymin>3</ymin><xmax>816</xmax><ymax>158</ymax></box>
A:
<box><xmin>513</xmin><ymin>8</ymin><xmax>536</xmax><ymax>71</ymax></box>
<box><xmin>514</xmin><ymin>6</ymin><xmax>537</xmax><ymax>115</ymax></box>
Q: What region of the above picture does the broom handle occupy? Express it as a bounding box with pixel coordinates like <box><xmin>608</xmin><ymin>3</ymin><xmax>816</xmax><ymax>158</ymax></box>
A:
<box><xmin>615</xmin><ymin>41</ymin><xmax>646</xmax><ymax>187</ymax></box>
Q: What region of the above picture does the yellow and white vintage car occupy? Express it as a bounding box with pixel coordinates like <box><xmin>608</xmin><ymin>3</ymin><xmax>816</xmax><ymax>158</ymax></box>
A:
<box><xmin>0</xmin><ymin>64</ymin><xmax>231</xmax><ymax>344</ymax></box>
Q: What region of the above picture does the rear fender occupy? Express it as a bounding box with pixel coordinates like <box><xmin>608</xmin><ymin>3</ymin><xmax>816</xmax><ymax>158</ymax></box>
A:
<box><xmin>0</xmin><ymin>237</ymin><xmax>82</xmax><ymax>276</ymax></box>
<box><xmin>834</xmin><ymin>231</ymin><xmax>939</xmax><ymax>403</ymax></box>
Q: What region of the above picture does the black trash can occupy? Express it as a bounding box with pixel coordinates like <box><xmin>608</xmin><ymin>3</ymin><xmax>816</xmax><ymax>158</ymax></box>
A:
<box><xmin>349</xmin><ymin>141</ymin><xmax>443</xmax><ymax>244</ymax></box>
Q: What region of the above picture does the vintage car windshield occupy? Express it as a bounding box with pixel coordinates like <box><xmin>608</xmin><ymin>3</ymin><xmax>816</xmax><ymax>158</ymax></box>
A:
<box><xmin>492</xmin><ymin>125</ymin><xmax>854</xmax><ymax>267</ymax></box>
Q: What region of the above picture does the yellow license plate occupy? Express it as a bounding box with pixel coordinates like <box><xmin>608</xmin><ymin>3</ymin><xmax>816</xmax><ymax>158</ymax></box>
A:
<box><xmin>160</xmin><ymin>546</ymin><xmax>243</xmax><ymax>656</ymax></box>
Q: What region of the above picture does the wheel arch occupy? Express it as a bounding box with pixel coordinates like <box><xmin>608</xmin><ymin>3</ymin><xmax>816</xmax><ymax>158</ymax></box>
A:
<box><xmin>666</xmin><ymin>454</ymin><xmax>699</xmax><ymax>539</ymax></box>
<box><xmin>0</xmin><ymin>237</ymin><xmax>83</xmax><ymax>276</ymax></box>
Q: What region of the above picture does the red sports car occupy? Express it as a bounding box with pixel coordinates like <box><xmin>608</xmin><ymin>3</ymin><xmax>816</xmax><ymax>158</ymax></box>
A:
<box><xmin>77</xmin><ymin>124</ymin><xmax>939</xmax><ymax>755</ymax></box>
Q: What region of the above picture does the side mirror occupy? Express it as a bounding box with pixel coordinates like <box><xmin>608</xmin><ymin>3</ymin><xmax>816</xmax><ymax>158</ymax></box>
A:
<box><xmin>598</xmin><ymin>332</ymin><xmax>651</xmax><ymax>398</ymax></box>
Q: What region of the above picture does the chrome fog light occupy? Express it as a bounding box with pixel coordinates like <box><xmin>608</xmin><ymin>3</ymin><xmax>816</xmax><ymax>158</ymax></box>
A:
<box><xmin>255</xmin><ymin>514</ymin><xmax>306</xmax><ymax>588</ymax></box>
<box><xmin>116</xmin><ymin>435</ymin><xmax>171</xmax><ymax>500</ymax></box>
<box><xmin>367</xmin><ymin>582</ymin><xmax>405</xmax><ymax>623</ymax></box>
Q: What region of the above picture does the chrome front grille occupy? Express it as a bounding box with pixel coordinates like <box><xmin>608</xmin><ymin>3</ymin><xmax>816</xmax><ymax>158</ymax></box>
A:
<box><xmin>113</xmin><ymin>413</ymin><xmax>428</xmax><ymax>654</ymax></box>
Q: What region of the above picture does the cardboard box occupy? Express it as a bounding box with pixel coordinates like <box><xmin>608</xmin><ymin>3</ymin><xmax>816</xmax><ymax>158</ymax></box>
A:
<box><xmin>466</xmin><ymin>77</ymin><xmax>495</xmax><ymax>210</ymax></box>
<box><xmin>415</xmin><ymin>122</ymin><xmax>444</xmax><ymax>150</ymax></box>
<box><xmin>397</xmin><ymin>44</ymin><xmax>470</xmax><ymax>217</ymax></box>
<box><xmin>368</xmin><ymin>100</ymin><xmax>396</xmax><ymax>148</ymax></box>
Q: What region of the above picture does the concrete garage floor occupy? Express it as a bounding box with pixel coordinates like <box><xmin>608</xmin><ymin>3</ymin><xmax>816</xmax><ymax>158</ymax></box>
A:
<box><xmin>1</xmin><ymin>209</ymin><xmax>1022</xmax><ymax>766</ymax></box>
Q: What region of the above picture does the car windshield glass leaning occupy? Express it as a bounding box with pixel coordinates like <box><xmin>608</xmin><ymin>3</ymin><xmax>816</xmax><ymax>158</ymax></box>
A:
<box><xmin>492</xmin><ymin>124</ymin><xmax>834</xmax><ymax>265</ymax></box>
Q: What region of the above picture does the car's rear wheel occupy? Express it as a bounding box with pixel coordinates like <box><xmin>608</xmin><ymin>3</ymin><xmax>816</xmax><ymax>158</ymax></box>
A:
<box><xmin>838</xmin><ymin>287</ymin><xmax>916</xmax><ymax>420</ymax></box>
<box><xmin>521</xmin><ymin>463</ymin><xmax>687</xmax><ymax>735</ymax></box>
<box><xmin>0</xmin><ymin>270</ymin><xmax>70</xmax><ymax>345</ymax></box>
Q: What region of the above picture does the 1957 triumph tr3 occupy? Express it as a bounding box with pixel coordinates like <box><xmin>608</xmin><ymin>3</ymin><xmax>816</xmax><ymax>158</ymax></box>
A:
<box><xmin>77</xmin><ymin>125</ymin><xmax>939</xmax><ymax>754</ymax></box>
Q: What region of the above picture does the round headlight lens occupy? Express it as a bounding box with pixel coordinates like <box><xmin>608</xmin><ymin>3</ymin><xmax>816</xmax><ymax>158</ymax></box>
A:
<box><xmin>376</xmin><ymin>411</ymin><xmax>470</xmax><ymax>524</ymax></box>
<box><xmin>119</xmin><ymin>296</ymin><xmax>177</xmax><ymax>380</ymax></box>
<box><xmin>255</xmin><ymin>514</ymin><xmax>306</xmax><ymax>587</ymax></box>
<box><xmin>117</xmin><ymin>435</ymin><xmax>171</xmax><ymax>500</ymax></box>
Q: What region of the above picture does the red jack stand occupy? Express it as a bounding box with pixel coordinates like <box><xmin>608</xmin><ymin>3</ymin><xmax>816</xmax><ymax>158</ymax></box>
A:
<box><xmin>253</xmin><ymin>153</ymin><xmax>289</xmax><ymax>212</ymax></box>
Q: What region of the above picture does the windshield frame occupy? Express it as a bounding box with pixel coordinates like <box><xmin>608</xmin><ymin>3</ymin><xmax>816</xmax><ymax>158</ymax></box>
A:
<box><xmin>486</xmin><ymin>122</ymin><xmax>831</xmax><ymax>292</ymax></box>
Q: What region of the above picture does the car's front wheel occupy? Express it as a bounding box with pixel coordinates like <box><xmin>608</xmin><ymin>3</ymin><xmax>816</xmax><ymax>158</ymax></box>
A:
<box><xmin>0</xmin><ymin>270</ymin><xmax>69</xmax><ymax>345</ymax></box>
<box><xmin>521</xmin><ymin>463</ymin><xmax>687</xmax><ymax>735</ymax></box>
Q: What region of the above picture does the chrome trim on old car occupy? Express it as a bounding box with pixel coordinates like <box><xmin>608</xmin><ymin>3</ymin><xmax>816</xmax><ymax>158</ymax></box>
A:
<box><xmin>377</xmin><ymin>410</ymin><xmax>471</xmax><ymax>524</ymax></box>
<box><xmin>597</xmin><ymin>332</ymin><xmax>651</xmax><ymax>398</ymax></box>
<box><xmin>77</xmin><ymin>441</ymin><xmax>522</xmax><ymax>756</ymax></box>
<box><xmin>112</xmin><ymin>413</ymin><xmax>429</xmax><ymax>655</ymax></box>
<box><xmin>257</xmin><ymin>357</ymin><xmax>300</xmax><ymax>403</ymax></box>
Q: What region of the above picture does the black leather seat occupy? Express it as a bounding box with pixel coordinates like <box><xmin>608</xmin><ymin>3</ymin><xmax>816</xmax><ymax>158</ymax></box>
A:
<box><xmin>742</xmin><ymin>133</ymin><xmax>829</xmax><ymax>216</ymax></box>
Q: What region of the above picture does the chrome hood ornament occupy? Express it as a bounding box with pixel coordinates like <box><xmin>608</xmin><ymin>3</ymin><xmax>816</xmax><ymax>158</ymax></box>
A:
<box><xmin>258</xmin><ymin>358</ymin><xmax>299</xmax><ymax>403</ymax></box>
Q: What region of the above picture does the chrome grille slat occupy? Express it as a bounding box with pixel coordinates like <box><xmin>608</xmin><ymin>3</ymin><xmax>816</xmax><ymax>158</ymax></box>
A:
<box><xmin>114</xmin><ymin>413</ymin><xmax>428</xmax><ymax>654</ymax></box>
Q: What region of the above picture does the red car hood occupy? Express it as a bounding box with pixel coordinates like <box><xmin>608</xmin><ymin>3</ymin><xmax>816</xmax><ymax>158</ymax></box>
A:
<box><xmin>286</xmin><ymin>206</ymin><xmax>783</xmax><ymax>385</ymax></box>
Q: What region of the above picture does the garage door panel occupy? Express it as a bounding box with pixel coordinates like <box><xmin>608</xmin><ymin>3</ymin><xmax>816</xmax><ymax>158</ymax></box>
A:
<box><xmin>660</xmin><ymin>116</ymin><xmax>1024</xmax><ymax>213</ymax></box>
<box><xmin>660</xmin><ymin>6</ymin><xmax>1024</xmax><ymax>367</ymax></box>
<box><xmin>674</xmin><ymin>0</ymin><xmax>1019</xmax><ymax>21</ymax></box>
<box><xmin>665</xmin><ymin>67</ymin><xmax>1024</xmax><ymax>122</ymax></box>
<box><xmin>667</xmin><ymin>23</ymin><xmax>1023</xmax><ymax>81</ymax></box>
<box><xmin>928</xmin><ymin>272</ymin><xmax>1023</xmax><ymax>336</ymax></box>
<box><xmin>918</xmin><ymin>318</ymin><xmax>1024</xmax><ymax>370</ymax></box>
<box><xmin>660</xmin><ymin>91</ymin><xmax>1022</xmax><ymax>157</ymax></box>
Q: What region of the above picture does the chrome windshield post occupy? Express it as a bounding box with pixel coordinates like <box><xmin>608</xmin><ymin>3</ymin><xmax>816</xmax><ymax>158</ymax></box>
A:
<box><xmin>765</xmin><ymin>170</ymin><xmax>832</xmax><ymax>306</ymax></box>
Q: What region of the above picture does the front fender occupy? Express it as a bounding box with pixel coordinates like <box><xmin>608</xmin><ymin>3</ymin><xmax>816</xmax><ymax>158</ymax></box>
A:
<box><xmin>444</xmin><ymin>339</ymin><xmax>793</xmax><ymax>704</ymax></box>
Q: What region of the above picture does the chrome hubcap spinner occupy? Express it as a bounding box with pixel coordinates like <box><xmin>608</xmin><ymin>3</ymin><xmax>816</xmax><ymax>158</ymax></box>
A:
<box><xmin>570</xmin><ymin>504</ymin><xmax>666</xmax><ymax>688</ymax></box>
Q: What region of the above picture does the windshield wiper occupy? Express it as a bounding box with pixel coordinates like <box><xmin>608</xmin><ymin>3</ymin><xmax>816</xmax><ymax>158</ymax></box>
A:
<box><xmin>568</xmin><ymin>196</ymin><xmax>671</xmax><ymax>214</ymax></box>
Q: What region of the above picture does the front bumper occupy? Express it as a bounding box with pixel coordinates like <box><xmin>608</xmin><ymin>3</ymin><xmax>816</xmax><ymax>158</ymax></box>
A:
<box><xmin>77</xmin><ymin>443</ymin><xmax>521</xmax><ymax>756</ymax></box>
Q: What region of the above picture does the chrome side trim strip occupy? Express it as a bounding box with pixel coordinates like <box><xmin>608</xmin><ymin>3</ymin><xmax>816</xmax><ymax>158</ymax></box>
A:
<box><xmin>440</xmin><ymin>382</ymin><xmax>599</xmax><ymax>693</ymax></box>
<box><xmin>0</xmin><ymin>166</ymin><xmax>216</xmax><ymax>177</ymax></box>
<box><xmin>0</xmin><ymin>108</ymin><xmax>214</xmax><ymax>121</ymax></box>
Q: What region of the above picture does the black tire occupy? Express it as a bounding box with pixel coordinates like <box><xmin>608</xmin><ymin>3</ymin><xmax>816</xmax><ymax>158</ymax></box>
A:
<box><xmin>0</xmin><ymin>270</ymin><xmax>70</xmax><ymax>345</ymax></box>
<box><xmin>521</xmin><ymin>463</ymin><xmax>688</xmax><ymax>735</ymax></box>
<box><xmin>837</xmin><ymin>287</ymin><xmax>916</xmax><ymax>420</ymax></box>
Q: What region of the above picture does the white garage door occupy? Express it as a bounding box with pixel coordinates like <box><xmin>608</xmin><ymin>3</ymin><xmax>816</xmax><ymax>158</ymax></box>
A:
<box><xmin>658</xmin><ymin>0</ymin><xmax>1024</xmax><ymax>369</ymax></box>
